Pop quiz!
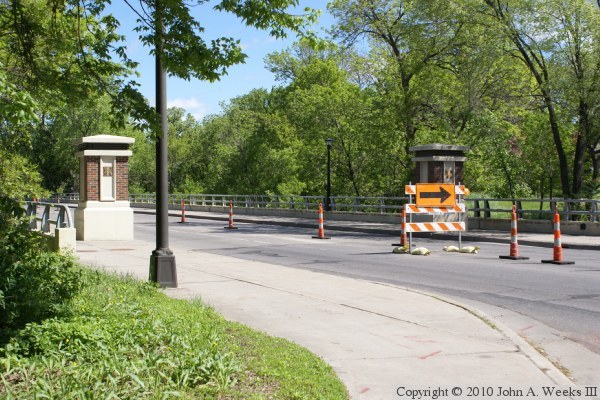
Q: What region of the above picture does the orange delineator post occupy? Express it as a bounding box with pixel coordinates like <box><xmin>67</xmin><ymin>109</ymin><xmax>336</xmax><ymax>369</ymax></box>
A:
<box><xmin>224</xmin><ymin>199</ymin><xmax>238</xmax><ymax>230</ymax></box>
<box><xmin>542</xmin><ymin>210</ymin><xmax>574</xmax><ymax>265</ymax></box>
<box><xmin>392</xmin><ymin>207</ymin><xmax>407</xmax><ymax>247</ymax></box>
<box><xmin>499</xmin><ymin>205</ymin><xmax>528</xmax><ymax>260</ymax></box>
<box><xmin>179</xmin><ymin>198</ymin><xmax>186</xmax><ymax>224</ymax></box>
<box><xmin>312</xmin><ymin>202</ymin><xmax>330</xmax><ymax>239</ymax></box>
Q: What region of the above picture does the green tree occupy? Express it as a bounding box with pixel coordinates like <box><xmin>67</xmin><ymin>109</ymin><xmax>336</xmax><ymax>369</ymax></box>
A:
<box><xmin>482</xmin><ymin>0</ymin><xmax>600</xmax><ymax>197</ymax></box>
<box><xmin>548</xmin><ymin>0</ymin><xmax>600</xmax><ymax>194</ymax></box>
<box><xmin>2</xmin><ymin>0</ymin><xmax>319</xmax><ymax>196</ymax></box>
<box><xmin>200</xmin><ymin>90</ymin><xmax>303</xmax><ymax>195</ymax></box>
<box><xmin>328</xmin><ymin>0</ymin><xmax>467</xmax><ymax>160</ymax></box>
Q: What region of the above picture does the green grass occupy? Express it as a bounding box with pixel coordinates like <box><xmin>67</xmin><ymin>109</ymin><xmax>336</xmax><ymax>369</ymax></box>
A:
<box><xmin>0</xmin><ymin>269</ymin><xmax>348</xmax><ymax>399</ymax></box>
<box><xmin>467</xmin><ymin>198</ymin><xmax>566</xmax><ymax>220</ymax></box>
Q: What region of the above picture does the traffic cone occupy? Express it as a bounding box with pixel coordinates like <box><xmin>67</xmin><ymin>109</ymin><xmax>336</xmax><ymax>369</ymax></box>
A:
<box><xmin>178</xmin><ymin>198</ymin><xmax>186</xmax><ymax>224</ymax></box>
<box><xmin>312</xmin><ymin>202</ymin><xmax>330</xmax><ymax>239</ymax></box>
<box><xmin>542</xmin><ymin>210</ymin><xmax>574</xmax><ymax>265</ymax></box>
<box><xmin>224</xmin><ymin>199</ymin><xmax>238</xmax><ymax>230</ymax></box>
<box><xmin>500</xmin><ymin>205</ymin><xmax>529</xmax><ymax>260</ymax></box>
<box><xmin>392</xmin><ymin>207</ymin><xmax>407</xmax><ymax>246</ymax></box>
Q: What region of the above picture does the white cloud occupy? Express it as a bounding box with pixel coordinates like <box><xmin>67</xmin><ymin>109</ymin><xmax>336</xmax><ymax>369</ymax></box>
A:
<box><xmin>168</xmin><ymin>97</ymin><xmax>211</xmax><ymax>121</ymax></box>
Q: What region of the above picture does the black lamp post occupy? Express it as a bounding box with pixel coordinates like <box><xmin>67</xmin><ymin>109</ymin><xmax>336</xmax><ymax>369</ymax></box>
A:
<box><xmin>325</xmin><ymin>138</ymin><xmax>333</xmax><ymax>212</ymax></box>
<box><xmin>149</xmin><ymin>1</ymin><xmax>177</xmax><ymax>288</ymax></box>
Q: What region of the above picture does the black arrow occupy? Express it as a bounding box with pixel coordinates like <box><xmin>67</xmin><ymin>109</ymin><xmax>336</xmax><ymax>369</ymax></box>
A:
<box><xmin>419</xmin><ymin>186</ymin><xmax>451</xmax><ymax>203</ymax></box>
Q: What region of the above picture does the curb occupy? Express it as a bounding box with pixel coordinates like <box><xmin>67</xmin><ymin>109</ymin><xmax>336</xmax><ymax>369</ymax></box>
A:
<box><xmin>369</xmin><ymin>281</ymin><xmax>573</xmax><ymax>386</ymax></box>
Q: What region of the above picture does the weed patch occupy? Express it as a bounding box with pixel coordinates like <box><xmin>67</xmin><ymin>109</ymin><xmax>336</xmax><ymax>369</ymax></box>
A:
<box><xmin>0</xmin><ymin>269</ymin><xmax>348</xmax><ymax>399</ymax></box>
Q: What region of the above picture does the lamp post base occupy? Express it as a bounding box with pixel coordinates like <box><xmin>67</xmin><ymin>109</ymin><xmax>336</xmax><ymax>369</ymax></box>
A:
<box><xmin>150</xmin><ymin>250</ymin><xmax>177</xmax><ymax>288</ymax></box>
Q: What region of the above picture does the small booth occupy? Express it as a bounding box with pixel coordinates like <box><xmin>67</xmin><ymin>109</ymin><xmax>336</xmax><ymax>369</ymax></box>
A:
<box><xmin>408</xmin><ymin>144</ymin><xmax>469</xmax><ymax>226</ymax></box>
<box><xmin>410</xmin><ymin>143</ymin><xmax>468</xmax><ymax>184</ymax></box>
<box><xmin>74</xmin><ymin>135</ymin><xmax>135</xmax><ymax>240</ymax></box>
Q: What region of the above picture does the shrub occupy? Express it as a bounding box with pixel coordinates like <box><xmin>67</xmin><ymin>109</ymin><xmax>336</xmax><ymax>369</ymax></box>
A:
<box><xmin>0</xmin><ymin>196</ymin><xmax>82</xmax><ymax>332</ymax></box>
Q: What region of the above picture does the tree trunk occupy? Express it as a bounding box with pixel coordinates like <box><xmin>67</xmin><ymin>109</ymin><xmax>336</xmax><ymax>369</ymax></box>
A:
<box><xmin>543</xmin><ymin>92</ymin><xmax>572</xmax><ymax>197</ymax></box>
<box><xmin>589</xmin><ymin>146</ymin><xmax>599</xmax><ymax>184</ymax></box>
<box><xmin>485</xmin><ymin>0</ymin><xmax>572</xmax><ymax>196</ymax></box>
<box><xmin>572</xmin><ymin>100</ymin><xmax>589</xmax><ymax>196</ymax></box>
<box><xmin>400</xmin><ymin>70</ymin><xmax>416</xmax><ymax>156</ymax></box>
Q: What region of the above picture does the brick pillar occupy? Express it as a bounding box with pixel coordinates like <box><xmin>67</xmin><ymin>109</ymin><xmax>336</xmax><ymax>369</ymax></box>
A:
<box><xmin>74</xmin><ymin>135</ymin><xmax>135</xmax><ymax>241</ymax></box>
<box><xmin>85</xmin><ymin>156</ymin><xmax>100</xmax><ymax>201</ymax></box>
<box><xmin>116</xmin><ymin>156</ymin><xmax>129</xmax><ymax>201</ymax></box>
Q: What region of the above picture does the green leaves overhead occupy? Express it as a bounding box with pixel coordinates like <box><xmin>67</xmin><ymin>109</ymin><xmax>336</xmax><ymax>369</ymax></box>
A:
<box><xmin>1</xmin><ymin>0</ymin><xmax>321</xmax><ymax>198</ymax></box>
<box><xmin>133</xmin><ymin>0</ymin><xmax>242</xmax><ymax>82</ymax></box>
<box><xmin>126</xmin><ymin>0</ymin><xmax>319</xmax><ymax>82</ymax></box>
<box><xmin>1</xmin><ymin>0</ymin><xmax>319</xmax><ymax>130</ymax></box>
<box><xmin>215</xmin><ymin>0</ymin><xmax>319</xmax><ymax>39</ymax></box>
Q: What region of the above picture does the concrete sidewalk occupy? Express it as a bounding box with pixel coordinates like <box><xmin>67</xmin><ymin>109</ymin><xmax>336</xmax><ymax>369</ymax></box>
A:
<box><xmin>76</xmin><ymin>237</ymin><xmax>576</xmax><ymax>400</ymax></box>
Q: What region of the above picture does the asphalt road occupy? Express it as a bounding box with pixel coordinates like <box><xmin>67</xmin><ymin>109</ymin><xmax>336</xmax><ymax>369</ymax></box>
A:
<box><xmin>134</xmin><ymin>214</ymin><xmax>600</xmax><ymax>362</ymax></box>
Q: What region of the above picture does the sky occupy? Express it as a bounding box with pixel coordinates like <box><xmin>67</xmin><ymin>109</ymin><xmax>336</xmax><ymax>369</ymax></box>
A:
<box><xmin>109</xmin><ymin>1</ymin><xmax>334</xmax><ymax>121</ymax></box>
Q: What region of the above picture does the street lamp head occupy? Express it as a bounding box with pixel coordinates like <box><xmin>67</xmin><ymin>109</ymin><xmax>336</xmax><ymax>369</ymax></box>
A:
<box><xmin>325</xmin><ymin>138</ymin><xmax>334</xmax><ymax>147</ymax></box>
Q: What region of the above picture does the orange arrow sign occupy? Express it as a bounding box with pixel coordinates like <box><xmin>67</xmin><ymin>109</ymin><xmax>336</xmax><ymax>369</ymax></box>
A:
<box><xmin>415</xmin><ymin>184</ymin><xmax>456</xmax><ymax>207</ymax></box>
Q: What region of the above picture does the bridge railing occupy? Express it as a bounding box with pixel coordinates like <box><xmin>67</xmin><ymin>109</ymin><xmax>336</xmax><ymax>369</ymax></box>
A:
<box><xmin>127</xmin><ymin>193</ymin><xmax>408</xmax><ymax>214</ymax></box>
<box><xmin>468</xmin><ymin>198</ymin><xmax>600</xmax><ymax>222</ymax></box>
<box><xmin>56</xmin><ymin>193</ymin><xmax>600</xmax><ymax>222</ymax></box>
<box><xmin>25</xmin><ymin>201</ymin><xmax>75</xmax><ymax>232</ymax></box>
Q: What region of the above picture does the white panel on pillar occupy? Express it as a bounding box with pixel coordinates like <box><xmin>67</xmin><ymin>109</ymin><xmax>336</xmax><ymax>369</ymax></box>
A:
<box><xmin>100</xmin><ymin>156</ymin><xmax>115</xmax><ymax>201</ymax></box>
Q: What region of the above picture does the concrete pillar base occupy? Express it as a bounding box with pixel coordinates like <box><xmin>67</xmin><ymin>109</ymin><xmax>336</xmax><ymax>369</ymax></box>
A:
<box><xmin>75</xmin><ymin>201</ymin><xmax>134</xmax><ymax>240</ymax></box>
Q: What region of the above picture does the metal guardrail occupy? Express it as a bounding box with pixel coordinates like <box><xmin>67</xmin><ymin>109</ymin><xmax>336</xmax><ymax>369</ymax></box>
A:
<box><xmin>468</xmin><ymin>198</ymin><xmax>600</xmax><ymax>222</ymax></box>
<box><xmin>56</xmin><ymin>193</ymin><xmax>600</xmax><ymax>222</ymax></box>
<box><xmin>25</xmin><ymin>201</ymin><xmax>75</xmax><ymax>232</ymax></box>
<box><xmin>128</xmin><ymin>193</ymin><xmax>408</xmax><ymax>214</ymax></box>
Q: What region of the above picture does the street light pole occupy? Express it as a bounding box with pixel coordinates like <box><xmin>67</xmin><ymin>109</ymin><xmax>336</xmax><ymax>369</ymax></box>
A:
<box><xmin>325</xmin><ymin>138</ymin><xmax>333</xmax><ymax>212</ymax></box>
<box><xmin>149</xmin><ymin>0</ymin><xmax>177</xmax><ymax>287</ymax></box>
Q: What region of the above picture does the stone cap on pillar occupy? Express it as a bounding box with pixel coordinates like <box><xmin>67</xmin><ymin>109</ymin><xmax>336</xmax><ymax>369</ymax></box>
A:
<box><xmin>74</xmin><ymin>135</ymin><xmax>135</xmax><ymax>157</ymax></box>
<box><xmin>409</xmin><ymin>143</ymin><xmax>469</xmax><ymax>162</ymax></box>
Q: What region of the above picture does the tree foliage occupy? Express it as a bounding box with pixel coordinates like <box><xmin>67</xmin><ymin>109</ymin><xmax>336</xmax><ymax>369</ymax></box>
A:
<box><xmin>1</xmin><ymin>0</ymin><xmax>598</xmax><ymax>200</ymax></box>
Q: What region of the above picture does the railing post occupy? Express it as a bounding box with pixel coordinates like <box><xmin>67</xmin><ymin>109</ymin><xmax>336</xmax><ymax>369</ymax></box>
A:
<box><xmin>564</xmin><ymin>200</ymin><xmax>571</xmax><ymax>221</ymax></box>
<box><xmin>41</xmin><ymin>205</ymin><xmax>50</xmax><ymax>233</ymax></box>
<box><xmin>57</xmin><ymin>207</ymin><xmax>65</xmax><ymax>228</ymax></box>
<box><xmin>474</xmin><ymin>200</ymin><xmax>481</xmax><ymax>218</ymax></box>
<box><xmin>26</xmin><ymin>202</ymin><xmax>37</xmax><ymax>230</ymax></box>
<box><xmin>290</xmin><ymin>196</ymin><xmax>295</xmax><ymax>210</ymax></box>
<box><xmin>591</xmin><ymin>201</ymin><xmax>598</xmax><ymax>223</ymax></box>
<box><xmin>484</xmin><ymin>200</ymin><xmax>491</xmax><ymax>219</ymax></box>
<box><xmin>64</xmin><ymin>206</ymin><xmax>74</xmax><ymax>228</ymax></box>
